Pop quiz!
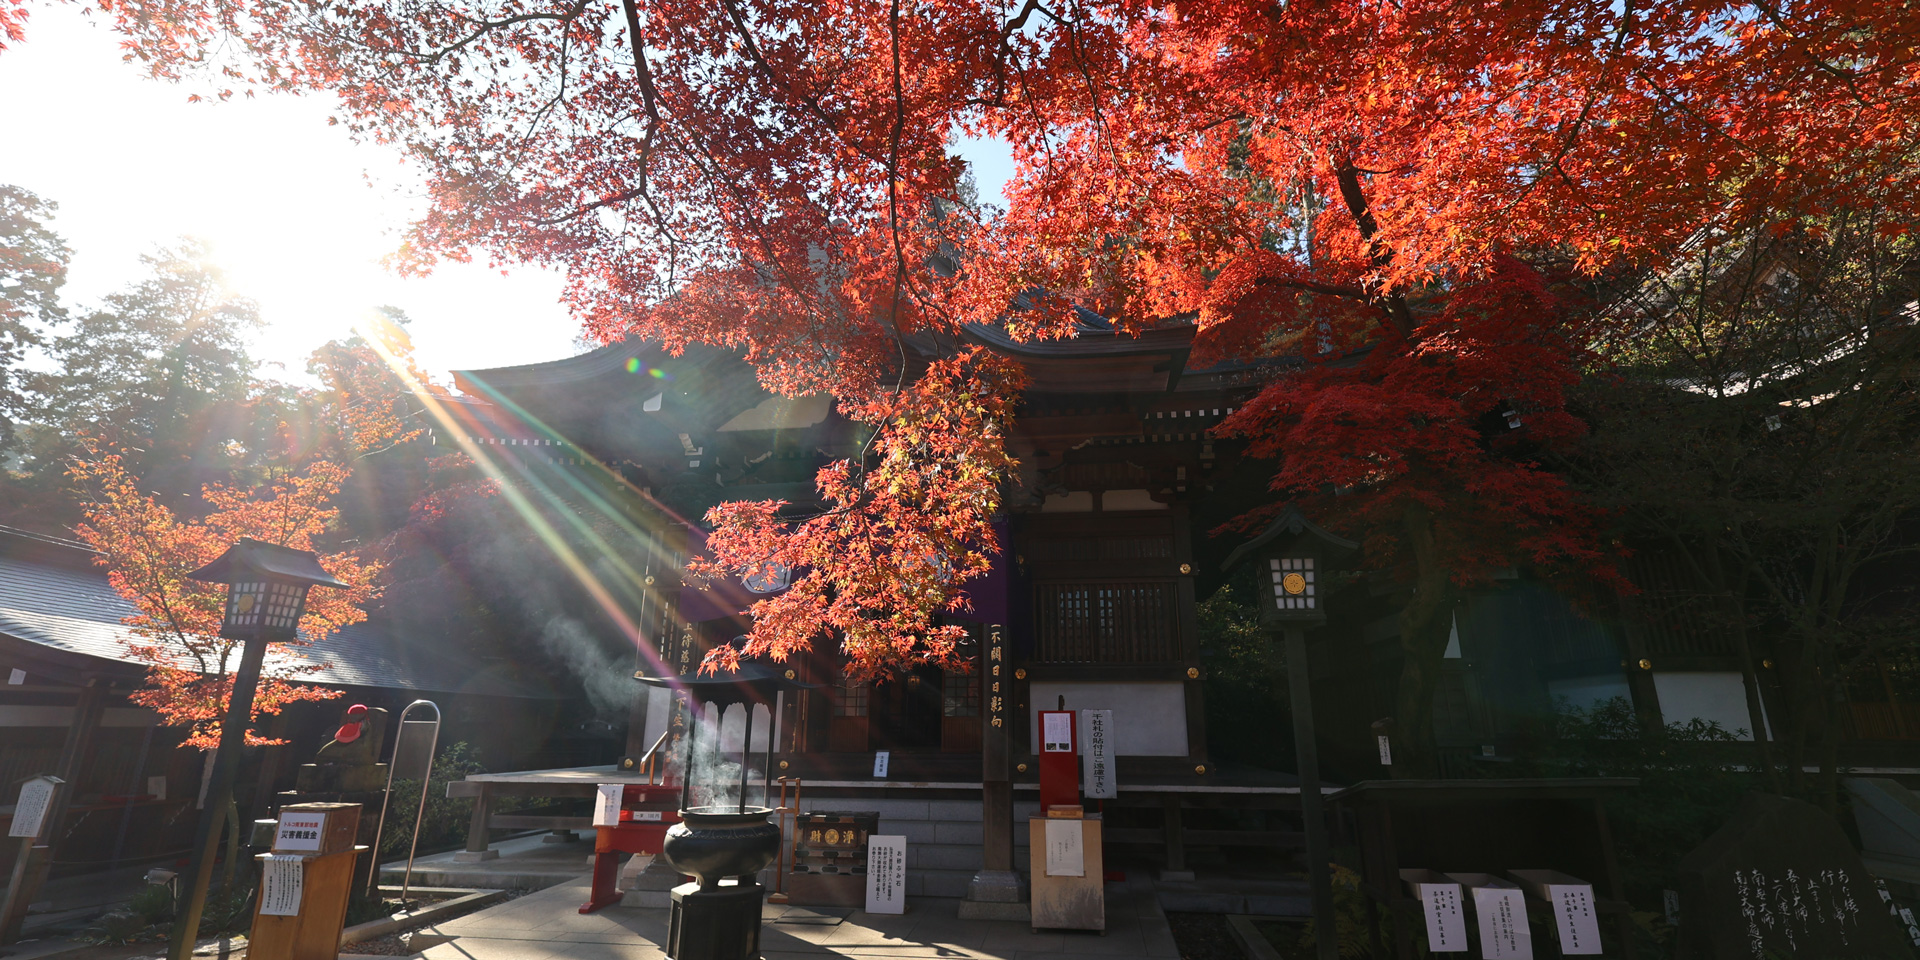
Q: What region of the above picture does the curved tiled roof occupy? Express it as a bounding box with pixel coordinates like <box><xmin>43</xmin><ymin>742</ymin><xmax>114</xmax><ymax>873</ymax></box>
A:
<box><xmin>0</xmin><ymin>553</ymin><xmax>552</xmax><ymax>699</ymax></box>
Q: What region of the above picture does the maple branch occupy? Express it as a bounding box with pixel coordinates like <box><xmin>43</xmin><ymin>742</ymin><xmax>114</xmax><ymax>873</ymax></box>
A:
<box><xmin>714</xmin><ymin>0</ymin><xmax>885</xmax><ymax>167</ymax></box>
<box><xmin>367</xmin><ymin>0</ymin><xmax>592</xmax><ymax>67</ymax></box>
<box><xmin>1330</xmin><ymin>159</ymin><xmax>1417</xmax><ymax>340</ymax></box>
<box><xmin>1254</xmin><ymin>276</ymin><xmax>1370</xmax><ymax>301</ymax></box>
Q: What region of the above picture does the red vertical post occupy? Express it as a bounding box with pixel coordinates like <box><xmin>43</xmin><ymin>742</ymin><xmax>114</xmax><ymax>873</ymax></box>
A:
<box><xmin>1037</xmin><ymin>709</ymin><xmax>1078</xmax><ymax>812</ymax></box>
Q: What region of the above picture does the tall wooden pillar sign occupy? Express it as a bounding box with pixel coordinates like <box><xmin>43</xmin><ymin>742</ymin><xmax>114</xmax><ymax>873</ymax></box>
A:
<box><xmin>1221</xmin><ymin>507</ymin><xmax>1359</xmax><ymax>960</ymax></box>
<box><xmin>960</xmin><ymin>624</ymin><xmax>1027</xmax><ymax>919</ymax></box>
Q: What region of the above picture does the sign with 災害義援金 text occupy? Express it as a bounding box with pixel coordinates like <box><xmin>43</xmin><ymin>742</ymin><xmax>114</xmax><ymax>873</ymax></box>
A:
<box><xmin>865</xmin><ymin>834</ymin><xmax>906</xmax><ymax>914</ymax></box>
<box><xmin>274</xmin><ymin>810</ymin><xmax>327</xmax><ymax>852</ymax></box>
<box><xmin>1080</xmin><ymin>709</ymin><xmax>1114</xmax><ymax>799</ymax></box>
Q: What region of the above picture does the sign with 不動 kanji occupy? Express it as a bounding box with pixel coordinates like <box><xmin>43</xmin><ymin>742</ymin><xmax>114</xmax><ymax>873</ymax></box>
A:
<box><xmin>865</xmin><ymin>834</ymin><xmax>906</xmax><ymax>914</ymax></box>
<box><xmin>1080</xmin><ymin>709</ymin><xmax>1114</xmax><ymax>799</ymax></box>
<box><xmin>1416</xmin><ymin>882</ymin><xmax>1468</xmax><ymax>953</ymax></box>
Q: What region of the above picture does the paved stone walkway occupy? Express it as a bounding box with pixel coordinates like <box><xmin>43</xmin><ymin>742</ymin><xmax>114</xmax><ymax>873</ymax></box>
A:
<box><xmin>413</xmin><ymin>876</ymin><xmax>1181</xmax><ymax>960</ymax></box>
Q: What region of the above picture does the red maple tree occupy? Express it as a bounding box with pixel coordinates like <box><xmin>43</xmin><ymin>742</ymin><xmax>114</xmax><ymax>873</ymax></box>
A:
<box><xmin>38</xmin><ymin>0</ymin><xmax>1920</xmax><ymax>736</ymax></box>
<box><xmin>71</xmin><ymin>453</ymin><xmax>380</xmax><ymax>749</ymax></box>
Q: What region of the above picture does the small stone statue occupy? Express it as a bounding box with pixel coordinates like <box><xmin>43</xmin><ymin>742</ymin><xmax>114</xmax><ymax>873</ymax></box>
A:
<box><xmin>296</xmin><ymin>704</ymin><xmax>390</xmax><ymax>793</ymax></box>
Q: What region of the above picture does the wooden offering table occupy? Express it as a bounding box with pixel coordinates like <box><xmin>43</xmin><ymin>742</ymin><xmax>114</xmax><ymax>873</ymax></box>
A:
<box><xmin>1028</xmin><ymin>813</ymin><xmax>1103</xmax><ymax>933</ymax></box>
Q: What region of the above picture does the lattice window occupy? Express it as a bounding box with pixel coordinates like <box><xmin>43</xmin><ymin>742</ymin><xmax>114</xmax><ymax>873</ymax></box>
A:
<box><xmin>830</xmin><ymin>681</ymin><xmax>868</xmax><ymax>717</ymax></box>
<box><xmin>942</xmin><ymin>670</ymin><xmax>979</xmax><ymax>717</ymax></box>
<box><xmin>1035</xmin><ymin>580</ymin><xmax>1180</xmax><ymax>663</ymax></box>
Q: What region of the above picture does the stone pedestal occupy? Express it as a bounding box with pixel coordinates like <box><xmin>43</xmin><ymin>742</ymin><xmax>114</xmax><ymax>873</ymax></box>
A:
<box><xmin>626</xmin><ymin>856</ymin><xmax>684</xmax><ymax>909</ymax></box>
<box><xmin>958</xmin><ymin>869</ymin><xmax>1030</xmax><ymax>921</ymax></box>
<box><xmin>666</xmin><ymin>881</ymin><xmax>763</xmax><ymax>960</ymax></box>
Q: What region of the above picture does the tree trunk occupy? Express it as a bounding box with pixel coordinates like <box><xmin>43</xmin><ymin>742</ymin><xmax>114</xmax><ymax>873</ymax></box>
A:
<box><xmin>1704</xmin><ymin>549</ymin><xmax>1780</xmax><ymax>792</ymax></box>
<box><xmin>1818</xmin><ymin>670</ymin><xmax>1844</xmax><ymax>813</ymax></box>
<box><xmin>1392</xmin><ymin>501</ymin><xmax>1456</xmax><ymax>777</ymax></box>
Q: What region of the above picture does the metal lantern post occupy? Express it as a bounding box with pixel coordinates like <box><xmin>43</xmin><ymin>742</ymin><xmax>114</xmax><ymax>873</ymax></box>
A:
<box><xmin>635</xmin><ymin>663</ymin><xmax>813</xmax><ymax>960</ymax></box>
<box><xmin>1222</xmin><ymin>508</ymin><xmax>1357</xmax><ymax>960</ymax></box>
<box><xmin>168</xmin><ymin>539</ymin><xmax>348</xmax><ymax>960</ymax></box>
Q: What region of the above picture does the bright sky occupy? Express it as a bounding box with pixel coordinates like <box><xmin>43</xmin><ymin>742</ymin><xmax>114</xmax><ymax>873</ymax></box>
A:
<box><xmin>0</xmin><ymin>5</ymin><xmax>1017</xmax><ymax>385</ymax></box>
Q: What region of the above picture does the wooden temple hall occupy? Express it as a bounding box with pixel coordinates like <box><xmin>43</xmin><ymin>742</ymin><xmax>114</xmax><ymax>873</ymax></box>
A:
<box><xmin>438</xmin><ymin>312</ymin><xmax>1319</xmax><ymax>900</ymax></box>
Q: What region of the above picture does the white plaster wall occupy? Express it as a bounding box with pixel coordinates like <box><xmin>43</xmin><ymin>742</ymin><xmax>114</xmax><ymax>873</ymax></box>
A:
<box><xmin>1548</xmin><ymin>675</ymin><xmax>1633</xmax><ymax>713</ymax></box>
<box><xmin>642</xmin><ymin>685</ymin><xmax>673</xmax><ymax>751</ymax></box>
<box><xmin>1653</xmin><ymin>671</ymin><xmax>1770</xmax><ymax>740</ymax></box>
<box><xmin>1027</xmin><ymin>681</ymin><xmax>1189</xmax><ymax>756</ymax></box>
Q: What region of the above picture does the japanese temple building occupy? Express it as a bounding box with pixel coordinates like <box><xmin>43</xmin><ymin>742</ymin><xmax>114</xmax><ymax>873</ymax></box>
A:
<box><xmin>430</xmin><ymin>311</ymin><xmax>1890</xmax><ymax>898</ymax></box>
<box><xmin>442</xmin><ymin>315</ymin><xmax>1309</xmax><ymax>895</ymax></box>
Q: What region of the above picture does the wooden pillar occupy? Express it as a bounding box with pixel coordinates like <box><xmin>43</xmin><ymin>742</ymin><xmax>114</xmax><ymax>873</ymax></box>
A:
<box><xmin>1284</xmin><ymin>624</ymin><xmax>1338</xmax><ymax>960</ymax></box>
<box><xmin>50</xmin><ymin>679</ymin><xmax>107</xmax><ymax>824</ymax></box>
<box><xmin>960</xmin><ymin>623</ymin><xmax>1024</xmax><ymax>918</ymax></box>
<box><xmin>251</xmin><ymin>711</ymin><xmax>292</xmax><ymax>821</ymax></box>
<box><xmin>1161</xmin><ymin>794</ymin><xmax>1187</xmax><ymax>874</ymax></box>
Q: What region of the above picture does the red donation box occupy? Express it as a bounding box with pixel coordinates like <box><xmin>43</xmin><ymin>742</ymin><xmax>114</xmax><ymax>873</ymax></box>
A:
<box><xmin>1038</xmin><ymin>710</ymin><xmax>1078</xmax><ymax>812</ymax></box>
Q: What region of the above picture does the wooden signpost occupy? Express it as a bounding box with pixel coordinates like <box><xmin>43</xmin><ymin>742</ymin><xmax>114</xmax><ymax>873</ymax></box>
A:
<box><xmin>0</xmin><ymin>776</ymin><xmax>63</xmax><ymax>942</ymax></box>
<box><xmin>248</xmin><ymin>803</ymin><xmax>364</xmax><ymax>960</ymax></box>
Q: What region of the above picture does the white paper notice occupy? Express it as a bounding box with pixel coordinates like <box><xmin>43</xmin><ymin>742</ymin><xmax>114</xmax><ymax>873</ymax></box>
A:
<box><xmin>593</xmin><ymin>784</ymin><xmax>622</xmax><ymax>827</ymax></box>
<box><xmin>6</xmin><ymin>669</ymin><xmax>23</xmax><ymax>685</ymax></box>
<box><xmin>259</xmin><ymin>854</ymin><xmax>305</xmax><ymax>916</ymax></box>
<box><xmin>872</xmin><ymin>751</ymin><xmax>890</xmax><ymax>778</ymax></box>
<box><xmin>1472</xmin><ymin>887</ymin><xmax>1533</xmax><ymax>959</ymax></box>
<box><xmin>1044</xmin><ymin>819</ymin><xmax>1086</xmax><ymax>877</ymax></box>
<box><xmin>1548</xmin><ymin>884</ymin><xmax>1603</xmax><ymax>955</ymax></box>
<box><xmin>1377</xmin><ymin>735</ymin><xmax>1393</xmax><ymax>765</ymax></box>
<box><xmin>147</xmin><ymin>776</ymin><xmax>167</xmax><ymax>801</ymax></box>
<box><xmin>275</xmin><ymin>811</ymin><xmax>326</xmax><ymax>852</ymax></box>
<box><xmin>9</xmin><ymin>778</ymin><xmax>55</xmax><ymax>838</ymax></box>
<box><xmin>1417</xmin><ymin>883</ymin><xmax>1469</xmax><ymax>953</ymax></box>
<box><xmin>1042</xmin><ymin>712</ymin><xmax>1072</xmax><ymax>752</ymax></box>
<box><xmin>1080</xmin><ymin>709</ymin><xmax>1114</xmax><ymax>799</ymax></box>
<box><xmin>865</xmin><ymin>835</ymin><xmax>906</xmax><ymax>914</ymax></box>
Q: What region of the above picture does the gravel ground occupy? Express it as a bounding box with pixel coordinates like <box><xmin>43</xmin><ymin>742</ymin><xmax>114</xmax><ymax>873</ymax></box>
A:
<box><xmin>1165</xmin><ymin>912</ymin><xmax>1247</xmax><ymax>960</ymax></box>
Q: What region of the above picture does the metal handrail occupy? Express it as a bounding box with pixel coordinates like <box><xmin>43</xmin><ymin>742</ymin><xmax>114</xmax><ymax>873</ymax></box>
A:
<box><xmin>636</xmin><ymin>729</ymin><xmax>670</xmax><ymax>785</ymax></box>
<box><xmin>367</xmin><ymin>700</ymin><xmax>441</xmax><ymax>902</ymax></box>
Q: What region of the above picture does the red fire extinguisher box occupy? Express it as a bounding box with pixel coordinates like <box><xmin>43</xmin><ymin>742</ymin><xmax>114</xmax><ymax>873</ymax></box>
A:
<box><xmin>1037</xmin><ymin>709</ymin><xmax>1078</xmax><ymax>812</ymax></box>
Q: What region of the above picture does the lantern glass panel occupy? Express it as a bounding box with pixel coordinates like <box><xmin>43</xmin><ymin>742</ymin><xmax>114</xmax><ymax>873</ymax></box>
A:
<box><xmin>263</xmin><ymin>580</ymin><xmax>305</xmax><ymax>631</ymax></box>
<box><xmin>1269</xmin><ymin>556</ymin><xmax>1316</xmax><ymax>612</ymax></box>
<box><xmin>225</xmin><ymin>581</ymin><xmax>268</xmax><ymax>630</ymax></box>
